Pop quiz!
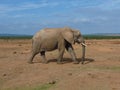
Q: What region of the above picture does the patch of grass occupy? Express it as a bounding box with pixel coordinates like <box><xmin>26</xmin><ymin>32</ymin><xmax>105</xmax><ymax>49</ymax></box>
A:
<box><xmin>31</xmin><ymin>84</ymin><xmax>53</xmax><ymax>90</ymax></box>
<box><xmin>0</xmin><ymin>78</ymin><xmax>5</xmax><ymax>89</ymax></box>
<box><xmin>1</xmin><ymin>35</ymin><xmax>120</xmax><ymax>40</ymax></box>
<box><xmin>96</xmin><ymin>66</ymin><xmax>120</xmax><ymax>72</ymax></box>
<box><xmin>77</xmin><ymin>66</ymin><xmax>120</xmax><ymax>72</ymax></box>
<box><xmin>0</xmin><ymin>36</ymin><xmax>32</xmax><ymax>39</ymax></box>
<box><xmin>83</xmin><ymin>35</ymin><xmax>120</xmax><ymax>39</ymax></box>
<box><xmin>4</xmin><ymin>83</ymin><xmax>54</xmax><ymax>90</ymax></box>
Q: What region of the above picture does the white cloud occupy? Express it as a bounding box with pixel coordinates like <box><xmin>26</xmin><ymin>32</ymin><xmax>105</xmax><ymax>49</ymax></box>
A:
<box><xmin>1</xmin><ymin>0</ymin><xmax>120</xmax><ymax>14</ymax></box>
<box><xmin>0</xmin><ymin>2</ymin><xmax>59</xmax><ymax>14</ymax></box>
<box><xmin>71</xmin><ymin>16</ymin><xmax>109</xmax><ymax>25</ymax></box>
<box><xmin>11</xmin><ymin>14</ymin><xmax>36</xmax><ymax>18</ymax></box>
<box><xmin>97</xmin><ymin>0</ymin><xmax>120</xmax><ymax>9</ymax></box>
<box><xmin>80</xmin><ymin>18</ymin><xmax>91</xmax><ymax>22</ymax></box>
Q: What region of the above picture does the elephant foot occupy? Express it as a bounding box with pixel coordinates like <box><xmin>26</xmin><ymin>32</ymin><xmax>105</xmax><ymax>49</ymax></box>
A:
<box><xmin>42</xmin><ymin>60</ymin><xmax>48</xmax><ymax>64</ymax></box>
<box><xmin>57</xmin><ymin>61</ymin><xmax>64</xmax><ymax>64</ymax></box>
<box><xmin>73</xmin><ymin>61</ymin><xmax>79</xmax><ymax>64</ymax></box>
<box><xmin>81</xmin><ymin>58</ymin><xmax>85</xmax><ymax>64</ymax></box>
<box><xmin>28</xmin><ymin>61</ymin><xmax>33</xmax><ymax>64</ymax></box>
<box><xmin>81</xmin><ymin>61</ymin><xmax>84</xmax><ymax>64</ymax></box>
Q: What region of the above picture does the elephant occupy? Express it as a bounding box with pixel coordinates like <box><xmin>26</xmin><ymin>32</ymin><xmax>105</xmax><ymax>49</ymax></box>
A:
<box><xmin>28</xmin><ymin>27</ymin><xmax>86</xmax><ymax>64</ymax></box>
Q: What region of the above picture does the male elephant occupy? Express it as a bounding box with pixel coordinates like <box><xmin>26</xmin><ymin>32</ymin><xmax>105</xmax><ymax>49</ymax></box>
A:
<box><xmin>28</xmin><ymin>27</ymin><xmax>86</xmax><ymax>64</ymax></box>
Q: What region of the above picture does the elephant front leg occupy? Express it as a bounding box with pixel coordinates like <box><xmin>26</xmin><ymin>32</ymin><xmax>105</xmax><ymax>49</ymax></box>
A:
<box><xmin>66</xmin><ymin>45</ymin><xmax>79</xmax><ymax>64</ymax></box>
<box><xmin>40</xmin><ymin>51</ymin><xmax>48</xmax><ymax>64</ymax></box>
<box><xmin>57</xmin><ymin>49</ymin><xmax>65</xmax><ymax>64</ymax></box>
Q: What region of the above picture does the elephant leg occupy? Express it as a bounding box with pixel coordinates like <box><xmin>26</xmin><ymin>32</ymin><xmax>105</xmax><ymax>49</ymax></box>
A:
<box><xmin>57</xmin><ymin>48</ymin><xmax>65</xmax><ymax>64</ymax></box>
<box><xmin>28</xmin><ymin>51</ymin><xmax>38</xmax><ymax>64</ymax></box>
<box><xmin>65</xmin><ymin>44</ymin><xmax>79</xmax><ymax>64</ymax></box>
<box><xmin>28</xmin><ymin>41</ymin><xmax>40</xmax><ymax>64</ymax></box>
<box><xmin>40</xmin><ymin>51</ymin><xmax>48</xmax><ymax>64</ymax></box>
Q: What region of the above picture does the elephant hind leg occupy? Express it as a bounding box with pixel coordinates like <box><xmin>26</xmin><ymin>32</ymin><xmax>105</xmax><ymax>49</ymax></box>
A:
<box><xmin>40</xmin><ymin>51</ymin><xmax>48</xmax><ymax>64</ymax></box>
<box><xmin>28</xmin><ymin>50</ymin><xmax>39</xmax><ymax>64</ymax></box>
<box><xmin>28</xmin><ymin>41</ymin><xmax>41</xmax><ymax>64</ymax></box>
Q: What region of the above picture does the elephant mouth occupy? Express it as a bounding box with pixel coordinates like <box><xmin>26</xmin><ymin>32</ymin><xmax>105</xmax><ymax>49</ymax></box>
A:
<box><xmin>81</xmin><ymin>43</ymin><xmax>87</xmax><ymax>47</ymax></box>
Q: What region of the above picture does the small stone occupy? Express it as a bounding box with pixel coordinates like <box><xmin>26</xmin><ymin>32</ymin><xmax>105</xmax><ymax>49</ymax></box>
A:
<box><xmin>49</xmin><ymin>80</ymin><xmax>56</xmax><ymax>84</ymax></box>
<box><xmin>21</xmin><ymin>52</ymin><xmax>24</xmax><ymax>54</ymax></box>
<box><xmin>88</xmin><ymin>73</ymin><xmax>97</xmax><ymax>78</ymax></box>
<box><xmin>18</xmin><ymin>44</ymin><xmax>22</xmax><ymax>46</ymax></box>
<box><xmin>88</xmin><ymin>72</ymin><xmax>92</xmax><ymax>76</ymax></box>
<box><xmin>68</xmin><ymin>73</ymin><xmax>72</xmax><ymax>76</ymax></box>
<box><xmin>13</xmin><ymin>51</ymin><xmax>17</xmax><ymax>54</ymax></box>
<box><xmin>3</xmin><ymin>73</ymin><xmax>7</xmax><ymax>76</ymax></box>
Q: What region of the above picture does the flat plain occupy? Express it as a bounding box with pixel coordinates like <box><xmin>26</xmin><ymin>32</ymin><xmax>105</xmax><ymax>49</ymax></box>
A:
<box><xmin>0</xmin><ymin>39</ymin><xmax>120</xmax><ymax>90</ymax></box>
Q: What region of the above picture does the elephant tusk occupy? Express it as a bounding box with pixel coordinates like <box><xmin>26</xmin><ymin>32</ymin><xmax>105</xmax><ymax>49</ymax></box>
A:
<box><xmin>81</xmin><ymin>43</ymin><xmax>87</xmax><ymax>47</ymax></box>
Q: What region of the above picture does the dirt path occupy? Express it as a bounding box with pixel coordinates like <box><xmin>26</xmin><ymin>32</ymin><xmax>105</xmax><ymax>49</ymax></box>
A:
<box><xmin>0</xmin><ymin>39</ymin><xmax>120</xmax><ymax>90</ymax></box>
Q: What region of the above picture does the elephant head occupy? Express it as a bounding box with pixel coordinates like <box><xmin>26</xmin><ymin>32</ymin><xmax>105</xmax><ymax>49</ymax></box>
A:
<box><xmin>62</xmin><ymin>27</ymin><xmax>86</xmax><ymax>64</ymax></box>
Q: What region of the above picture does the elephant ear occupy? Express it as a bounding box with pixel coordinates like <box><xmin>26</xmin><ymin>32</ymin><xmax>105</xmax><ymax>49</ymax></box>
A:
<box><xmin>62</xmin><ymin>27</ymin><xmax>74</xmax><ymax>44</ymax></box>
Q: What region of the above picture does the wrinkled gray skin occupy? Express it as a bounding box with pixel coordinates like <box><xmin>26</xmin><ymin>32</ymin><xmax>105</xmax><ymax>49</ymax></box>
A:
<box><xmin>28</xmin><ymin>27</ymin><xmax>86</xmax><ymax>64</ymax></box>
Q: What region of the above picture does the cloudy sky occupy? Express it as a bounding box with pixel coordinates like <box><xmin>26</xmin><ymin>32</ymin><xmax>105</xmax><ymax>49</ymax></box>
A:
<box><xmin>0</xmin><ymin>0</ymin><xmax>120</xmax><ymax>35</ymax></box>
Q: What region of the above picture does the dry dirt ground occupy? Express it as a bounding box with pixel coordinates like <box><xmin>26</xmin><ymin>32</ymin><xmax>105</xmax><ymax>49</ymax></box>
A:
<box><xmin>0</xmin><ymin>39</ymin><xmax>120</xmax><ymax>90</ymax></box>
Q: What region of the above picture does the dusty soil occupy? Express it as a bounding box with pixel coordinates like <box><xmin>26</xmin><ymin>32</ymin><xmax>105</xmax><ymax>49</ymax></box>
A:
<box><xmin>0</xmin><ymin>39</ymin><xmax>120</xmax><ymax>90</ymax></box>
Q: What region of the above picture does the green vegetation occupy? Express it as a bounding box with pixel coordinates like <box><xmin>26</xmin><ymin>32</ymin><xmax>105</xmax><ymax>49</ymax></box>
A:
<box><xmin>0</xmin><ymin>35</ymin><xmax>32</xmax><ymax>39</ymax></box>
<box><xmin>83</xmin><ymin>35</ymin><xmax>120</xmax><ymax>39</ymax></box>
<box><xmin>78</xmin><ymin>66</ymin><xmax>120</xmax><ymax>72</ymax></box>
<box><xmin>96</xmin><ymin>66</ymin><xmax>120</xmax><ymax>72</ymax></box>
<box><xmin>4</xmin><ymin>84</ymin><xmax>53</xmax><ymax>90</ymax></box>
<box><xmin>0</xmin><ymin>35</ymin><xmax>120</xmax><ymax>40</ymax></box>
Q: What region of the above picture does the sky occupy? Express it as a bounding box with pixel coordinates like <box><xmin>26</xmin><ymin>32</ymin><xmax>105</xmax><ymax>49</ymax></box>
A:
<box><xmin>0</xmin><ymin>0</ymin><xmax>120</xmax><ymax>35</ymax></box>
